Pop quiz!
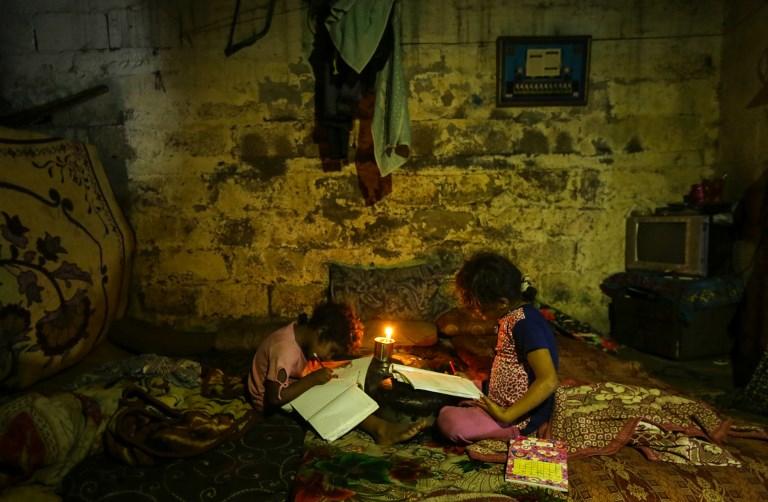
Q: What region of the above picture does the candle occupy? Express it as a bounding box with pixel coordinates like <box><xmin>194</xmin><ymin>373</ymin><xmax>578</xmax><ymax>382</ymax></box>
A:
<box><xmin>373</xmin><ymin>325</ymin><xmax>395</xmax><ymax>361</ymax></box>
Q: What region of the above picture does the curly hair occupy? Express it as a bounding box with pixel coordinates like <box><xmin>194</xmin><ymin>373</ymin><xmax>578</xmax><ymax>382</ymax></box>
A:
<box><xmin>455</xmin><ymin>252</ymin><xmax>537</xmax><ymax>310</ymax></box>
<box><xmin>303</xmin><ymin>302</ymin><xmax>363</xmax><ymax>356</ymax></box>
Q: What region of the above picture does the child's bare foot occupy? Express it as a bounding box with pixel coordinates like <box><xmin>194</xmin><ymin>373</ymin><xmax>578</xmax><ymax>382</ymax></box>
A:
<box><xmin>375</xmin><ymin>418</ymin><xmax>429</xmax><ymax>447</ymax></box>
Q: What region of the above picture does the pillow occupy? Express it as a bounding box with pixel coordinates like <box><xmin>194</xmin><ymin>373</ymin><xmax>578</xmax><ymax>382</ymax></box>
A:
<box><xmin>450</xmin><ymin>334</ymin><xmax>496</xmax><ymax>382</ymax></box>
<box><xmin>0</xmin><ymin>392</ymin><xmax>103</xmax><ymax>488</ymax></box>
<box><xmin>0</xmin><ymin>128</ymin><xmax>135</xmax><ymax>389</ymax></box>
<box><xmin>435</xmin><ymin>307</ymin><xmax>497</xmax><ymax>337</ymax></box>
<box><xmin>328</xmin><ymin>262</ymin><xmax>451</xmax><ymax>322</ymax></box>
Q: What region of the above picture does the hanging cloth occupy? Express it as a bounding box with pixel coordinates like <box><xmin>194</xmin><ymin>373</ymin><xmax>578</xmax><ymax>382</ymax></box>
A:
<box><xmin>325</xmin><ymin>0</ymin><xmax>411</xmax><ymax>177</ymax></box>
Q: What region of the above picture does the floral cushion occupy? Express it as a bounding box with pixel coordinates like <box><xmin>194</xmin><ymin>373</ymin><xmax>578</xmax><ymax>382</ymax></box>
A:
<box><xmin>328</xmin><ymin>261</ymin><xmax>451</xmax><ymax>322</ymax></box>
<box><xmin>0</xmin><ymin>128</ymin><xmax>135</xmax><ymax>389</ymax></box>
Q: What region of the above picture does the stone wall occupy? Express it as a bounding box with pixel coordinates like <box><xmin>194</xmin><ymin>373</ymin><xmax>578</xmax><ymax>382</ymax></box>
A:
<box><xmin>0</xmin><ymin>0</ymin><xmax>724</xmax><ymax>333</ymax></box>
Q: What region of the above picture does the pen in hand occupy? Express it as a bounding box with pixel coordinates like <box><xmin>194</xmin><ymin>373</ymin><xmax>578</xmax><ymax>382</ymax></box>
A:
<box><xmin>310</xmin><ymin>352</ymin><xmax>336</xmax><ymax>384</ymax></box>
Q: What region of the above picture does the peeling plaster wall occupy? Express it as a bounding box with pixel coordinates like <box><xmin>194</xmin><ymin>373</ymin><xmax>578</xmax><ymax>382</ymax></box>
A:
<box><xmin>717</xmin><ymin>0</ymin><xmax>768</xmax><ymax>198</ymax></box>
<box><xmin>0</xmin><ymin>0</ymin><xmax>724</xmax><ymax>333</ymax></box>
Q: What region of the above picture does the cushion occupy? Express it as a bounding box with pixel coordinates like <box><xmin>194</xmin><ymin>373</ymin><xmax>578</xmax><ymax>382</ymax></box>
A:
<box><xmin>328</xmin><ymin>261</ymin><xmax>451</xmax><ymax>322</ymax></box>
<box><xmin>0</xmin><ymin>392</ymin><xmax>103</xmax><ymax>489</ymax></box>
<box><xmin>435</xmin><ymin>307</ymin><xmax>497</xmax><ymax>337</ymax></box>
<box><xmin>450</xmin><ymin>334</ymin><xmax>496</xmax><ymax>383</ymax></box>
<box><xmin>0</xmin><ymin>128</ymin><xmax>135</xmax><ymax>389</ymax></box>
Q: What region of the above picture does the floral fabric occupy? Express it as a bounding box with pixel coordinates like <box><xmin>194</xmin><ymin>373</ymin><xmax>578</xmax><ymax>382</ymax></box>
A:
<box><xmin>489</xmin><ymin>309</ymin><xmax>530</xmax><ymax>411</ymax></box>
<box><xmin>328</xmin><ymin>261</ymin><xmax>451</xmax><ymax>321</ymax></box>
<box><xmin>294</xmin><ymin>429</ymin><xmax>551</xmax><ymax>501</ymax></box>
<box><xmin>0</xmin><ymin>127</ymin><xmax>134</xmax><ymax>389</ymax></box>
<box><xmin>294</xmin><ymin>334</ymin><xmax>768</xmax><ymax>501</ymax></box>
<box><xmin>295</xmin><ymin>426</ymin><xmax>768</xmax><ymax>502</ymax></box>
<box><xmin>550</xmin><ymin>382</ymin><xmax>740</xmax><ymax>458</ymax></box>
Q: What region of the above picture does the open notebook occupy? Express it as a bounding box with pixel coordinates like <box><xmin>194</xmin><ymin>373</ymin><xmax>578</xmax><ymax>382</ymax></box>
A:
<box><xmin>289</xmin><ymin>356</ymin><xmax>378</xmax><ymax>442</ymax></box>
<box><xmin>391</xmin><ymin>364</ymin><xmax>483</xmax><ymax>399</ymax></box>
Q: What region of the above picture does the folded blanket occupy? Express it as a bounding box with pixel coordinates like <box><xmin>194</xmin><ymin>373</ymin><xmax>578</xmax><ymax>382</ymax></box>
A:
<box><xmin>466</xmin><ymin>382</ymin><xmax>767</xmax><ymax>468</ymax></box>
<box><xmin>105</xmin><ymin>385</ymin><xmax>255</xmax><ymax>466</ymax></box>
<box><xmin>550</xmin><ymin>382</ymin><xmax>734</xmax><ymax>458</ymax></box>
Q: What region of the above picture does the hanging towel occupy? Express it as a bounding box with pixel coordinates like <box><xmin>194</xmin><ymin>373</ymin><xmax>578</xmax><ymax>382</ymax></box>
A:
<box><xmin>325</xmin><ymin>0</ymin><xmax>411</xmax><ymax>176</ymax></box>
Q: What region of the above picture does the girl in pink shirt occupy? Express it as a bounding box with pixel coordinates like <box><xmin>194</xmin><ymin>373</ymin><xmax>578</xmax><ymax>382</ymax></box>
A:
<box><xmin>248</xmin><ymin>301</ymin><xmax>427</xmax><ymax>445</ymax></box>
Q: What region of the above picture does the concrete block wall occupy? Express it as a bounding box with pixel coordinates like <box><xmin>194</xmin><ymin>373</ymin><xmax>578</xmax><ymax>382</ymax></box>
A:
<box><xmin>0</xmin><ymin>0</ymin><xmax>725</xmax><ymax>333</ymax></box>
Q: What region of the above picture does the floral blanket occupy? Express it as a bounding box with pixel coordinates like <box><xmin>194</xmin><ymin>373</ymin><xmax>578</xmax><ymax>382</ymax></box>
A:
<box><xmin>549</xmin><ymin>382</ymin><xmax>767</xmax><ymax>460</ymax></box>
<box><xmin>294</xmin><ymin>342</ymin><xmax>768</xmax><ymax>502</ymax></box>
<box><xmin>294</xmin><ymin>429</ymin><xmax>564</xmax><ymax>502</ymax></box>
<box><xmin>294</xmin><ymin>388</ymin><xmax>768</xmax><ymax>502</ymax></box>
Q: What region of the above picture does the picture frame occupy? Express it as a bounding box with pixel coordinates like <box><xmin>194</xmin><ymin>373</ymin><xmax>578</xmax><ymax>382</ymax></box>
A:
<box><xmin>496</xmin><ymin>35</ymin><xmax>591</xmax><ymax>107</ymax></box>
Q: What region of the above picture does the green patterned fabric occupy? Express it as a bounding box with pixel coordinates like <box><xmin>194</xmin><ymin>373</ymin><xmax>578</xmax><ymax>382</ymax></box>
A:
<box><xmin>325</xmin><ymin>0</ymin><xmax>411</xmax><ymax>176</ymax></box>
<box><xmin>294</xmin><ymin>429</ymin><xmax>563</xmax><ymax>501</ymax></box>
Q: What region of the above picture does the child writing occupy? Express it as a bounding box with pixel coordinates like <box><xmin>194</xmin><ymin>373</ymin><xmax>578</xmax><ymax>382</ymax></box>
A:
<box><xmin>248</xmin><ymin>300</ymin><xmax>427</xmax><ymax>445</ymax></box>
<box><xmin>437</xmin><ymin>252</ymin><xmax>559</xmax><ymax>444</ymax></box>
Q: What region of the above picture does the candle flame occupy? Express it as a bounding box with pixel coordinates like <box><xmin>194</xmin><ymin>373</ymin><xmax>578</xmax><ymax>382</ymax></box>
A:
<box><xmin>384</xmin><ymin>325</ymin><xmax>393</xmax><ymax>341</ymax></box>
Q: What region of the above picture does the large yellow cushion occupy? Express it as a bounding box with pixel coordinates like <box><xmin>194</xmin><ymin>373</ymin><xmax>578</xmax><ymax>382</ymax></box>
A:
<box><xmin>0</xmin><ymin>128</ymin><xmax>134</xmax><ymax>389</ymax></box>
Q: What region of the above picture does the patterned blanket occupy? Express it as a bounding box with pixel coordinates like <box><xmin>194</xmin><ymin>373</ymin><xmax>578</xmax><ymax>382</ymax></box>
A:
<box><xmin>0</xmin><ymin>355</ymin><xmax>256</xmax><ymax>491</ymax></box>
<box><xmin>294</xmin><ymin>340</ymin><xmax>768</xmax><ymax>502</ymax></box>
<box><xmin>295</xmin><ymin>391</ymin><xmax>768</xmax><ymax>502</ymax></box>
<box><xmin>550</xmin><ymin>382</ymin><xmax>738</xmax><ymax>458</ymax></box>
<box><xmin>294</xmin><ymin>429</ymin><xmax>551</xmax><ymax>502</ymax></box>
<box><xmin>466</xmin><ymin>382</ymin><xmax>767</xmax><ymax>469</ymax></box>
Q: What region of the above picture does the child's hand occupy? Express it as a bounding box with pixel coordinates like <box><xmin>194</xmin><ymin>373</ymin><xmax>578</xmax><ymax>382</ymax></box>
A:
<box><xmin>306</xmin><ymin>367</ymin><xmax>335</xmax><ymax>386</ymax></box>
<box><xmin>474</xmin><ymin>395</ymin><xmax>507</xmax><ymax>422</ymax></box>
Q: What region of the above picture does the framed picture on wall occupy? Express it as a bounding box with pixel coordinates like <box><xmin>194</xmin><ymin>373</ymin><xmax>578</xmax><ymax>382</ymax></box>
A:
<box><xmin>496</xmin><ymin>35</ymin><xmax>591</xmax><ymax>107</ymax></box>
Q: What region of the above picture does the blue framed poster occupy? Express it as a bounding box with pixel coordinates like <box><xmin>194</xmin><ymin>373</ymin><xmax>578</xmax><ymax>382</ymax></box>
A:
<box><xmin>496</xmin><ymin>35</ymin><xmax>591</xmax><ymax>107</ymax></box>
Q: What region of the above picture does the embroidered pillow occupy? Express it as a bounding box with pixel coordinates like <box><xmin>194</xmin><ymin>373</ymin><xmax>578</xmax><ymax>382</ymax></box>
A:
<box><xmin>328</xmin><ymin>262</ymin><xmax>451</xmax><ymax>322</ymax></box>
<box><xmin>0</xmin><ymin>128</ymin><xmax>134</xmax><ymax>389</ymax></box>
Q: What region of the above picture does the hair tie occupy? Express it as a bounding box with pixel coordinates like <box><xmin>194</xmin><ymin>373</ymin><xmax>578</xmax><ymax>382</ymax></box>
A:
<box><xmin>521</xmin><ymin>275</ymin><xmax>533</xmax><ymax>293</ymax></box>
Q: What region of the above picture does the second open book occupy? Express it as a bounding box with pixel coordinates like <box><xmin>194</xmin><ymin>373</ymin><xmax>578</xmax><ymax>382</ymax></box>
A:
<box><xmin>391</xmin><ymin>364</ymin><xmax>483</xmax><ymax>399</ymax></box>
<box><xmin>289</xmin><ymin>356</ymin><xmax>378</xmax><ymax>442</ymax></box>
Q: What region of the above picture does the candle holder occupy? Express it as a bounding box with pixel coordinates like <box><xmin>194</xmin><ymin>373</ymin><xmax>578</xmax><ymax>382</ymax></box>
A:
<box><xmin>373</xmin><ymin>336</ymin><xmax>395</xmax><ymax>362</ymax></box>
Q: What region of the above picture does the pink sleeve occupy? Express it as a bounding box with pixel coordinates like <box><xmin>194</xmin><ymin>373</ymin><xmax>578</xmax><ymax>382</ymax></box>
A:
<box><xmin>265</xmin><ymin>341</ymin><xmax>305</xmax><ymax>400</ymax></box>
